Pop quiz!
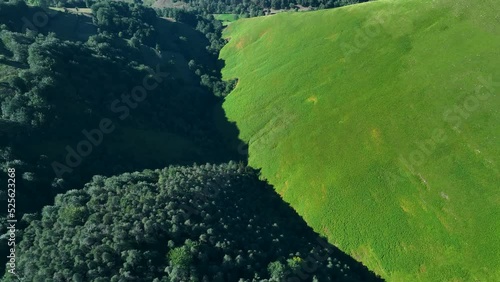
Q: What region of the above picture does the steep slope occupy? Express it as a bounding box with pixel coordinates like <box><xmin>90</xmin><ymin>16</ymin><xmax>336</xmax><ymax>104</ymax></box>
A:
<box><xmin>220</xmin><ymin>0</ymin><xmax>500</xmax><ymax>280</ymax></box>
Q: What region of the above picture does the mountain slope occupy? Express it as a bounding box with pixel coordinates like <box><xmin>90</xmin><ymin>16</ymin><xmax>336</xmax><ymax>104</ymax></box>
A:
<box><xmin>220</xmin><ymin>0</ymin><xmax>500</xmax><ymax>280</ymax></box>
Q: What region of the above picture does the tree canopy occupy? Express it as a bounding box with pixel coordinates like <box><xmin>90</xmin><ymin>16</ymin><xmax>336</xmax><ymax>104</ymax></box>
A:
<box><xmin>7</xmin><ymin>163</ymin><xmax>381</xmax><ymax>281</ymax></box>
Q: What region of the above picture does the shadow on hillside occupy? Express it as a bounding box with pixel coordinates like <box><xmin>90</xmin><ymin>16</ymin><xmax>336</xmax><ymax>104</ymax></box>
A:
<box><xmin>155</xmin><ymin>18</ymin><xmax>213</xmax><ymax>64</ymax></box>
<box><xmin>206</xmin><ymin>44</ymin><xmax>382</xmax><ymax>281</ymax></box>
<box><xmin>8</xmin><ymin>16</ymin><xmax>247</xmax><ymax>215</ymax></box>
<box><xmin>0</xmin><ymin>4</ymin><xmax>96</xmax><ymax>41</ymax></box>
<box><xmin>45</xmin><ymin>96</ymin><xmax>248</xmax><ymax>205</ymax></box>
<box><xmin>46</xmin><ymin>11</ymin><xmax>97</xmax><ymax>42</ymax></box>
<box><xmin>215</xmin><ymin>168</ymin><xmax>384</xmax><ymax>281</ymax></box>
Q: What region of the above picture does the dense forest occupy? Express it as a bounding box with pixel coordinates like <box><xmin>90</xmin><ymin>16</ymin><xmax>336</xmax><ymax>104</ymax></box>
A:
<box><xmin>5</xmin><ymin>163</ymin><xmax>381</xmax><ymax>281</ymax></box>
<box><xmin>0</xmin><ymin>0</ymin><xmax>242</xmax><ymax>253</ymax></box>
<box><xmin>0</xmin><ymin>0</ymin><xmax>380</xmax><ymax>280</ymax></box>
<box><xmin>0</xmin><ymin>0</ymin><xmax>238</xmax><ymax>214</ymax></box>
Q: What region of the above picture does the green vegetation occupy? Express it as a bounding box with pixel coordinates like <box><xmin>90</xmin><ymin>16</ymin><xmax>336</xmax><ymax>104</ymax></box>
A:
<box><xmin>213</xmin><ymin>14</ymin><xmax>238</xmax><ymax>26</ymax></box>
<box><xmin>0</xmin><ymin>0</ymin><xmax>241</xmax><ymax>249</ymax></box>
<box><xmin>0</xmin><ymin>1</ymin><xmax>379</xmax><ymax>280</ymax></box>
<box><xmin>156</xmin><ymin>0</ymin><xmax>366</xmax><ymax>16</ymax></box>
<box><xmin>220</xmin><ymin>0</ymin><xmax>500</xmax><ymax>280</ymax></box>
<box><xmin>6</xmin><ymin>163</ymin><xmax>380</xmax><ymax>281</ymax></box>
<box><xmin>2</xmin><ymin>0</ymin><xmax>496</xmax><ymax>280</ymax></box>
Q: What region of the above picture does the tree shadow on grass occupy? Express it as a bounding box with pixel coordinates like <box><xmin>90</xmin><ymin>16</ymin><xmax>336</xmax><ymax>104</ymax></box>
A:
<box><xmin>219</xmin><ymin>169</ymin><xmax>384</xmax><ymax>281</ymax></box>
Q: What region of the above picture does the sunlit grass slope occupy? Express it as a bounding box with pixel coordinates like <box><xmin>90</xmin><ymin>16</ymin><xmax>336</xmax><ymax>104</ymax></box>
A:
<box><xmin>220</xmin><ymin>0</ymin><xmax>500</xmax><ymax>280</ymax></box>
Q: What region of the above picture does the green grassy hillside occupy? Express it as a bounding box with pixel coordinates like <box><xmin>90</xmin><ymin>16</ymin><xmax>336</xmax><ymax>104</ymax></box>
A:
<box><xmin>220</xmin><ymin>0</ymin><xmax>500</xmax><ymax>280</ymax></box>
<box><xmin>214</xmin><ymin>14</ymin><xmax>239</xmax><ymax>26</ymax></box>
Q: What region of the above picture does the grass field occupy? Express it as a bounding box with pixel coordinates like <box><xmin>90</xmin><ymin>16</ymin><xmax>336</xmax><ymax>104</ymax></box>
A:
<box><xmin>214</xmin><ymin>14</ymin><xmax>239</xmax><ymax>26</ymax></box>
<box><xmin>220</xmin><ymin>0</ymin><xmax>500</xmax><ymax>280</ymax></box>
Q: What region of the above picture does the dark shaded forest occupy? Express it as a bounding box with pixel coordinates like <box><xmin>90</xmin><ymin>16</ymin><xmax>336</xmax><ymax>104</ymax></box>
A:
<box><xmin>6</xmin><ymin>163</ymin><xmax>381</xmax><ymax>281</ymax></box>
<box><xmin>0</xmin><ymin>0</ymin><xmax>240</xmax><ymax>216</ymax></box>
<box><xmin>0</xmin><ymin>1</ymin><xmax>381</xmax><ymax>281</ymax></box>
<box><xmin>0</xmin><ymin>0</ymin><xmax>243</xmax><ymax>261</ymax></box>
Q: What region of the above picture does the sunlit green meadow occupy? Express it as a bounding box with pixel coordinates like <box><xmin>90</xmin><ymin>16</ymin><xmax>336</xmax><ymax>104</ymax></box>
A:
<box><xmin>220</xmin><ymin>0</ymin><xmax>500</xmax><ymax>280</ymax></box>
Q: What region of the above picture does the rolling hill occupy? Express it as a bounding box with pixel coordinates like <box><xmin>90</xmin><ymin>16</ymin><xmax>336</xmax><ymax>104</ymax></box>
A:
<box><xmin>219</xmin><ymin>0</ymin><xmax>500</xmax><ymax>280</ymax></box>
